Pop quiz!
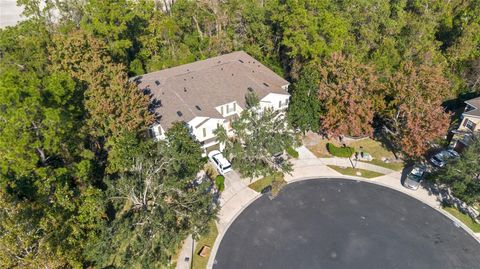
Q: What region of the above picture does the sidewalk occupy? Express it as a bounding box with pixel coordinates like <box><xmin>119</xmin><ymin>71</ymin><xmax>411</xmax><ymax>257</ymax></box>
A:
<box><xmin>176</xmin><ymin>235</ymin><xmax>194</xmax><ymax>269</ymax></box>
<box><xmin>319</xmin><ymin>157</ymin><xmax>397</xmax><ymax>174</ymax></box>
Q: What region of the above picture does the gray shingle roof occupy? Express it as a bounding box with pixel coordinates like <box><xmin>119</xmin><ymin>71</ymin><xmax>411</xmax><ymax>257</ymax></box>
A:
<box><xmin>134</xmin><ymin>51</ymin><xmax>290</xmax><ymax>129</ymax></box>
<box><xmin>464</xmin><ymin>97</ymin><xmax>480</xmax><ymax>118</ymax></box>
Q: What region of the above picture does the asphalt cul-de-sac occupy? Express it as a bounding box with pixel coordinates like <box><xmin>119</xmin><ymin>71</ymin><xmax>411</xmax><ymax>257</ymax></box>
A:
<box><xmin>213</xmin><ymin>178</ymin><xmax>480</xmax><ymax>269</ymax></box>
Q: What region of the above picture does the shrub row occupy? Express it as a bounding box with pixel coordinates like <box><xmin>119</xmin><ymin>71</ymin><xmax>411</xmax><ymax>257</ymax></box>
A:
<box><xmin>215</xmin><ymin>175</ymin><xmax>225</xmax><ymax>192</ymax></box>
<box><xmin>326</xmin><ymin>143</ymin><xmax>355</xmax><ymax>158</ymax></box>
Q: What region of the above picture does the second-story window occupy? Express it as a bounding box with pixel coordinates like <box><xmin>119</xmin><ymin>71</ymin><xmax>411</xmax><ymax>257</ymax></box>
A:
<box><xmin>233</xmin><ymin>102</ymin><xmax>236</xmax><ymax>112</ymax></box>
<box><xmin>464</xmin><ymin>119</ymin><xmax>476</xmax><ymax>131</ymax></box>
<box><xmin>203</xmin><ymin>128</ymin><xmax>206</xmax><ymax>137</ymax></box>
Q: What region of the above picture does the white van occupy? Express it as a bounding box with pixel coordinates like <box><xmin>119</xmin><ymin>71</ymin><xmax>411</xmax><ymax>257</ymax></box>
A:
<box><xmin>208</xmin><ymin>150</ymin><xmax>232</xmax><ymax>175</ymax></box>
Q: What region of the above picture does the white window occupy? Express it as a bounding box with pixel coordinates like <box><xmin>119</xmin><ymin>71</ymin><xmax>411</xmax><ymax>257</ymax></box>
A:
<box><xmin>233</xmin><ymin>102</ymin><xmax>236</xmax><ymax>112</ymax></box>
<box><xmin>203</xmin><ymin>128</ymin><xmax>207</xmax><ymax>137</ymax></box>
<box><xmin>221</xmin><ymin>106</ymin><xmax>224</xmax><ymax>115</ymax></box>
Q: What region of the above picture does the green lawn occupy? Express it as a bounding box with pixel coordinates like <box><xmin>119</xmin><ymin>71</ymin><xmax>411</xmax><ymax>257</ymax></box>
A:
<box><xmin>443</xmin><ymin>206</ymin><xmax>480</xmax><ymax>233</ymax></box>
<box><xmin>192</xmin><ymin>221</ymin><xmax>218</xmax><ymax>269</ymax></box>
<box><xmin>359</xmin><ymin>159</ymin><xmax>404</xmax><ymax>171</ymax></box>
<box><xmin>347</xmin><ymin>138</ymin><xmax>396</xmax><ymax>160</ymax></box>
<box><xmin>306</xmin><ymin>138</ymin><xmax>399</xmax><ymax>163</ymax></box>
<box><xmin>248</xmin><ymin>172</ymin><xmax>286</xmax><ymax>195</ymax></box>
<box><xmin>327</xmin><ymin>165</ymin><xmax>385</xmax><ymax>179</ymax></box>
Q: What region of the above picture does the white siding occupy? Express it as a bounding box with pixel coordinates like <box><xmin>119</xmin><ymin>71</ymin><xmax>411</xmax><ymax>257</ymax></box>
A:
<box><xmin>259</xmin><ymin>93</ymin><xmax>290</xmax><ymax>112</ymax></box>
<box><xmin>215</xmin><ymin>101</ymin><xmax>243</xmax><ymax>117</ymax></box>
<box><xmin>188</xmin><ymin>117</ymin><xmax>225</xmax><ymax>143</ymax></box>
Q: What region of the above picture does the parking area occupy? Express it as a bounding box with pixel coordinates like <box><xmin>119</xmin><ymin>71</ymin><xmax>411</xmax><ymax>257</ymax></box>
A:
<box><xmin>213</xmin><ymin>178</ymin><xmax>480</xmax><ymax>269</ymax></box>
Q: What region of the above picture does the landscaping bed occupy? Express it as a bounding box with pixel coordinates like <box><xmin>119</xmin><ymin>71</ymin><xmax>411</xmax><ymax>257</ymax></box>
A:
<box><xmin>304</xmin><ymin>133</ymin><xmax>403</xmax><ymax>170</ymax></box>
<box><xmin>192</xmin><ymin>221</ymin><xmax>218</xmax><ymax>269</ymax></box>
<box><xmin>327</xmin><ymin>165</ymin><xmax>385</xmax><ymax>179</ymax></box>
<box><xmin>443</xmin><ymin>206</ymin><xmax>480</xmax><ymax>233</ymax></box>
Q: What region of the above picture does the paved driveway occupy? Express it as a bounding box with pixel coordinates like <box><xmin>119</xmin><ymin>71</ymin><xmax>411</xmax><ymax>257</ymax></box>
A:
<box><xmin>213</xmin><ymin>178</ymin><xmax>480</xmax><ymax>269</ymax></box>
<box><xmin>217</xmin><ymin>170</ymin><xmax>259</xmax><ymax>232</ymax></box>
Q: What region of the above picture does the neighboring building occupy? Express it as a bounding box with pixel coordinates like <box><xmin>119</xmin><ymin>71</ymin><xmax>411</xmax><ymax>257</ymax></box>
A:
<box><xmin>450</xmin><ymin>96</ymin><xmax>480</xmax><ymax>151</ymax></box>
<box><xmin>133</xmin><ymin>51</ymin><xmax>290</xmax><ymax>154</ymax></box>
<box><xmin>459</xmin><ymin>97</ymin><xmax>480</xmax><ymax>132</ymax></box>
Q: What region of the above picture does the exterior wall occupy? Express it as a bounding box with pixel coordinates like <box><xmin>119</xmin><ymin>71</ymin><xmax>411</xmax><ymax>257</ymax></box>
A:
<box><xmin>215</xmin><ymin>101</ymin><xmax>243</xmax><ymax>117</ymax></box>
<box><xmin>188</xmin><ymin>117</ymin><xmax>229</xmax><ymax>156</ymax></box>
<box><xmin>151</xmin><ymin>90</ymin><xmax>290</xmax><ymax>155</ymax></box>
<box><xmin>188</xmin><ymin>117</ymin><xmax>225</xmax><ymax>143</ymax></box>
<box><xmin>259</xmin><ymin>93</ymin><xmax>290</xmax><ymax>112</ymax></box>
<box><xmin>458</xmin><ymin>116</ymin><xmax>480</xmax><ymax>132</ymax></box>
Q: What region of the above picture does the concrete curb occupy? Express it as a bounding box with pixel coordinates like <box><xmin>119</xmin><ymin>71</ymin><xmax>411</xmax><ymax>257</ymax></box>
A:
<box><xmin>207</xmin><ymin>175</ymin><xmax>480</xmax><ymax>268</ymax></box>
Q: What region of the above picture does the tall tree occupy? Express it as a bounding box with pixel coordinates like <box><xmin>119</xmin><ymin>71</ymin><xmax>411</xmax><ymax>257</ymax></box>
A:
<box><xmin>318</xmin><ymin>53</ymin><xmax>385</xmax><ymax>138</ymax></box>
<box><xmin>48</xmin><ymin>30</ymin><xmax>154</xmax><ymax>173</ymax></box>
<box><xmin>216</xmin><ymin>95</ymin><xmax>297</xmax><ymax>178</ymax></box>
<box><xmin>80</xmin><ymin>0</ymin><xmax>153</xmax><ymax>63</ymax></box>
<box><xmin>269</xmin><ymin>0</ymin><xmax>351</xmax><ymax>77</ymax></box>
<box><xmin>288</xmin><ymin>64</ymin><xmax>321</xmax><ymax>133</ymax></box>
<box><xmin>384</xmin><ymin>62</ymin><xmax>451</xmax><ymax>157</ymax></box>
<box><xmin>86</xmin><ymin>130</ymin><xmax>215</xmax><ymax>268</ymax></box>
<box><xmin>49</xmin><ymin>30</ymin><xmax>154</xmax><ymax>140</ymax></box>
<box><xmin>0</xmin><ymin>21</ymin><xmax>104</xmax><ymax>268</ymax></box>
<box><xmin>434</xmin><ymin>135</ymin><xmax>480</xmax><ymax>205</ymax></box>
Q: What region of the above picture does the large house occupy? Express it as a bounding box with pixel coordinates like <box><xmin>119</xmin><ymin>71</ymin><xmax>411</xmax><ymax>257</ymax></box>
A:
<box><xmin>133</xmin><ymin>51</ymin><xmax>290</xmax><ymax>154</ymax></box>
<box><xmin>450</xmin><ymin>96</ymin><xmax>480</xmax><ymax>151</ymax></box>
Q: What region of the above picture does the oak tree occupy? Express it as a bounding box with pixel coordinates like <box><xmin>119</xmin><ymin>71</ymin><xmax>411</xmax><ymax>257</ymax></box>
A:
<box><xmin>318</xmin><ymin>53</ymin><xmax>385</xmax><ymax>138</ymax></box>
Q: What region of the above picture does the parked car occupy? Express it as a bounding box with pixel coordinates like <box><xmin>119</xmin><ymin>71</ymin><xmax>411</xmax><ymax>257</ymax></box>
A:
<box><xmin>429</xmin><ymin>149</ymin><xmax>460</xmax><ymax>168</ymax></box>
<box><xmin>208</xmin><ymin>150</ymin><xmax>232</xmax><ymax>175</ymax></box>
<box><xmin>403</xmin><ymin>165</ymin><xmax>427</xmax><ymax>190</ymax></box>
<box><xmin>272</xmin><ymin>151</ymin><xmax>285</xmax><ymax>166</ymax></box>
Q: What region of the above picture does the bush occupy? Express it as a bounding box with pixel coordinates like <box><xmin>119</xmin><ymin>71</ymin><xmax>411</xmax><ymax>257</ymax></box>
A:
<box><xmin>286</xmin><ymin>146</ymin><xmax>299</xmax><ymax>158</ymax></box>
<box><xmin>326</xmin><ymin>143</ymin><xmax>355</xmax><ymax>158</ymax></box>
<box><xmin>204</xmin><ymin>163</ymin><xmax>219</xmax><ymax>179</ymax></box>
<box><xmin>215</xmin><ymin>175</ymin><xmax>225</xmax><ymax>192</ymax></box>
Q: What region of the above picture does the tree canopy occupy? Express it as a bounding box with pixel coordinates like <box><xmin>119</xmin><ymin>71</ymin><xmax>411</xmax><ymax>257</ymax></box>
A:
<box><xmin>216</xmin><ymin>95</ymin><xmax>297</xmax><ymax>179</ymax></box>
<box><xmin>434</xmin><ymin>135</ymin><xmax>480</xmax><ymax>205</ymax></box>
<box><xmin>1</xmin><ymin>0</ymin><xmax>480</xmax><ymax>267</ymax></box>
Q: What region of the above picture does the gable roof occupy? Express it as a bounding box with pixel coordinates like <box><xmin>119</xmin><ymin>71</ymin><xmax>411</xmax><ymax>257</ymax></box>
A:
<box><xmin>464</xmin><ymin>96</ymin><xmax>480</xmax><ymax>118</ymax></box>
<box><xmin>133</xmin><ymin>51</ymin><xmax>289</xmax><ymax>129</ymax></box>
